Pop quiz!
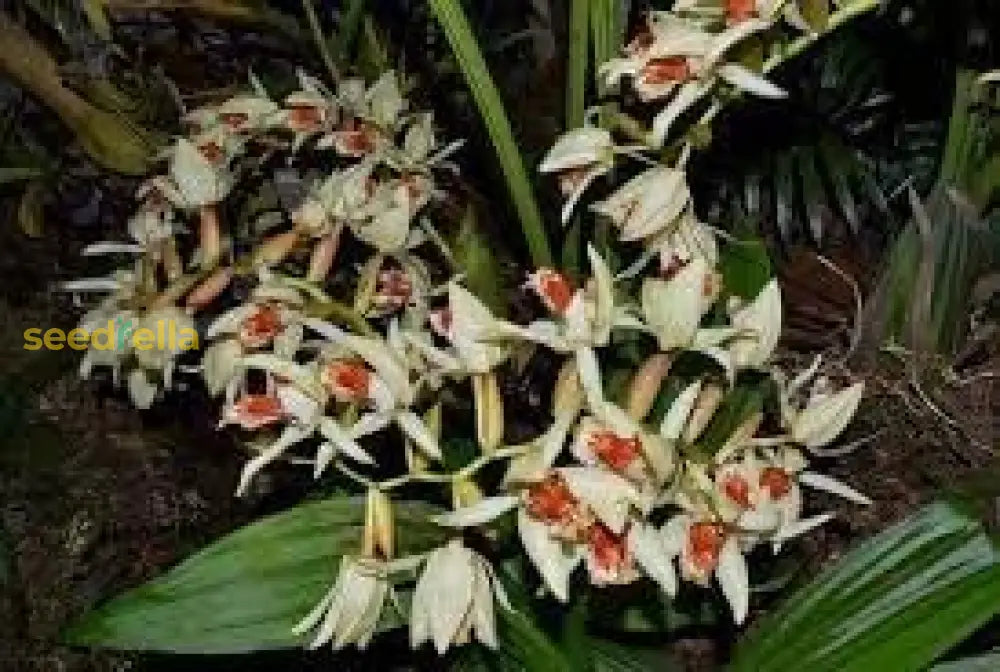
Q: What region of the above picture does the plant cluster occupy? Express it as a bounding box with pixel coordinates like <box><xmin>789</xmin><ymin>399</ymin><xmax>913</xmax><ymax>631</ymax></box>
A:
<box><xmin>65</xmin><ymin>0</ymin><xmax>876</xmax><ymax>657</ymax></box>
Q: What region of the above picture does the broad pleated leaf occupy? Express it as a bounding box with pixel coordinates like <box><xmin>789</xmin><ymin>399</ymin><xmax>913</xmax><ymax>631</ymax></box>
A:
<box><xmin>732</xmin><ymin>499</ymin><xmax>1000</xmax><ymax>672</ymax></box>
<box><xmin>64</xmin><ymin>497</ymin><xmax>445</xmax><ymax>653</ymax></box>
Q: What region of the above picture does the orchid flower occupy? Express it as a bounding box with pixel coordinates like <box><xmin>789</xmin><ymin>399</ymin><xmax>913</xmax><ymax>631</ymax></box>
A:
<box><xmin>601</xmin><ymin>12</ymin><xmax>785</xmax><ymax>146</ymax></box>
<box><xmin>410</xmin><ymin>539</ymin><xmax>509</xmax><ymax>654</ymax></box>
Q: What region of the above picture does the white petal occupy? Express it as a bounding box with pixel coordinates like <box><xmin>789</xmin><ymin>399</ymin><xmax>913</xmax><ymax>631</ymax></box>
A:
<box><xmin>396</xmin><ymin>411</ymin><xmax>442</xmax><ymax>460</ymax></box>
<box><xmin>715</xmin><ymin>537</ymin><xmax>749</xmax><ymax>624</ymax></box>
<box><xmin>792</xmin><ymin>382</ymin><xmax>864</xmax><ymax>448</ymax></box>
<box><xmin>433</xmin><ymin>496</ymin><xmax>520</xmax><ymax>528</ymax></box>
<box><xmin>798</xmin><ymin>472</ymin><xmax>871</xmax><ymax>505</ymax></box>
<box><xmin>772</xmin><ymin>512</ymin><xmax>835</xmax><ymax>552</ymax></box>
<box><xmin>517</xmin><ymin>509</ymin><xmax>581</xmax><ymax>602</ymax></box>
<box><xmin>716</xmin><ymin>63</ymin><xmax>787</xmax><ymax>99</ymax></box>
<box><xmin>558</xmin><ymin>466</ymin><xmax>640</xmax><ymax>534</ymax></box>
<box><xmin>651</xmin><ymin>81</ymin><xmax>710</xmax><ymax>147</ymax></box>
<box><xmin>629</xmin><ymin>524</ymin><xmax>678</xmax><ymax>596</ymax></box>
<box><xmin>661</xmin><ymin>380</ymin><xmax>703</xmax><ymax>440</ymax></box>
<box><xmin>235</xmin><ymin>425</ymin><xmax>310</xmax><ymax>496</ymax></box>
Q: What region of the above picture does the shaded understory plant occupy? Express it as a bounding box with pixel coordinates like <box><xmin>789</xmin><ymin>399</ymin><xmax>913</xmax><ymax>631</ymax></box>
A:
<box><xmin>1</xmin><ymin>1</ymin><xmax>995</xmax><ymax>670</ymax></box>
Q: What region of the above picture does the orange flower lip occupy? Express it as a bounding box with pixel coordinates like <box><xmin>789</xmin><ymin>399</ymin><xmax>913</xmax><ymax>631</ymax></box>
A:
<box><xmin>587</xmin><ymin>522</ymin><xmax>629</xmax><ymax>572</ymax></box>
<box><xmin>589</xmin><ymin>431</ymin><xmax>642</xmax><ymax>471</ymax></box>
<box><xmin>760</xmin><ymin>467</ymin><xmax>792</xmax><ymax>499</ymax></box>
<box><xmin>642</xmin><ymin>57</ymin><xmax>693</xmax><ymax>85</ymax></box>
<box><xmin>239</xmin><ymin>304</ymin><xmax>284</xmax><ymax>349</ymax></box>
<box><xmin>688</xmin><ymin>521</ymin><xmax>726</xmax><ymax>572</ymax></box>
<box><xmin>287</xmin><ymin>104</ymin><xmax>325</xmax><ymax>132</ymax></box>
<box><xmin>725</xmin><ymin>0</ymin><xmax>757</xmax><ymax>25</ymax></box>
<box><xmin>231</xmin><ymin>394</ymin><xmax>285</xmax><ymax>430</ymax></box>
<box><xmin>723</xmin><ymin>474</ymin><xmax>752</xmax><ymax>509</ymax></box>
<box><xmin>526</xmin><ymin>474</ymin><xmax>579</xmax><ymax>525</ymax></box>
<box><xmin>529</xmin><ymin>269</ymin><xmax>574</xmax><ymax>315</ymax></box>
<box><xmin>322</xmin><ymin>360</ymin><xmax>372</xmax><ymax>402</ymax></box>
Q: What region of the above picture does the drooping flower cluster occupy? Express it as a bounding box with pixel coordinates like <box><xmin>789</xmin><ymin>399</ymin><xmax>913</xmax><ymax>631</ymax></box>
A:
<box><xmin>67</xmin><ymin>4</ymin><xmax>869</xmax><ymax>656</ymax></box>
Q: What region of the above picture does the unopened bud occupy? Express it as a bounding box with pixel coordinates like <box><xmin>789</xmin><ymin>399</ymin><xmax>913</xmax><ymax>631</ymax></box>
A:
<box><xmin>685</xmin><ymin>383</ymin><xmax>724</xmax><ymax>443</ymax></box>
<box><xmin>473</xmin><ymin>372</ymin><xmax>504</xmax><ymax>454</ymax></box>
<box><xmin>626</xmin><ymin>354</ymin><xmax>672</xmax><ymax>420</ymax></box>
<box><xmin>552</xmin><ymin>359</ymin><xmax>583</xmax><ymax>417</ymax></box>
<box><xmin>362</xmin><ymin>488</ymin><xmax>395</xmax><ymax>559</ymax></box>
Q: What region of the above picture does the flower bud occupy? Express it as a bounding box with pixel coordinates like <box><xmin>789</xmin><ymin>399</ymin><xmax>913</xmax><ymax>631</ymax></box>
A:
<box><xmin>198</xmin><ymin>205</ymin><xmax>221</xmax><ymax>268</ymax></box>
<box><xmin>473</xmin><ymin>372</ymin><xmax>504</xmax><ymax>454</ymax></box>
<box><xmin>553</xmin><ymin>359</ymin><xmax>583</xmax><ymax>417</ymax></box>
<box><xmin>254</xmin><ymin>231</ymin><xmax>300</xmax><ymax>267</ymax></box>
<box><xmin>362</xmin><ymin>488</ymin><xmax>395</xmax><ymax>559</ymax></box>
<box><xmin>186</xmin><ymin>267</ymin><xmax>233</xmax><ymax>309</ymax></box>
<box><xmin>626</xmin><ymin>354</ymin><xmax>672</xmax><ymax>420</ymax></box>
<box><xmin>684</xmin><ymin>383</ymin><xmax>724</xmax><ymax>443</ymax></box>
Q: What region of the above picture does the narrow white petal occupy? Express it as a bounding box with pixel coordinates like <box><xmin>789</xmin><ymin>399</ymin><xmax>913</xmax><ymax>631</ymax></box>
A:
<box><xmin>396</xmin><ymin>411</ymin><xmax>442</xmax><ymax>460</ymax></box>
<box><xmin>433</xmin><ymin>496</ymin><xmax>520</xmax><ymax>528</ymax></box>
<box><xmin>629</xmin><ymin>524</ymin><xmax>678</xmax><ymax>596</ymax></box>
<box><xmin>772</xmin><ymin>512</ymin><xmax>835</xmax><ymax>552</ymax></box>
<box><xmin>798</xmin><ymin>472</ymin><xmax>871</xmax><ymax>505</ymax></box>
<box><xmin>716</xmin><ymin>537</ymin><xmax>750</xmax><ymax>624</ymax></box>
<box><xmin>517</xmin><ymin>509</ymin><xmax>581</xmax><ymax>602</ymax></box>
<box><xmin>660</xmin><ymin>380</ymin><xmax>703</xmax><ymax>441</ymax></box>
<box><xmin>716</xmin><ymin>63</ymin><xmax>787</xmax><ymax>99</ymax></box>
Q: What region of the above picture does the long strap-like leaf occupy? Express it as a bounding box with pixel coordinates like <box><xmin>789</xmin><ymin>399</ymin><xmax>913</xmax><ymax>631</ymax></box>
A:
<box><xmin>428</xmin><ymin>0</ymin><xmax>553</xmax><ymax>268</ymax></box>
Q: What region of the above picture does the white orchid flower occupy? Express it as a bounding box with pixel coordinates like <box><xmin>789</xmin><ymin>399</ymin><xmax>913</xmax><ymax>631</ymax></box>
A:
<box><xmin>213</xmin><ymin>94</ymin><xmax>280</xmax><ymax>134</ymax></box>
<box><xmin>540</xmin><ymin>125</ymin><xmax>633</xmax><ymax>224</ymax></box>
<box><xmin>661</xmin><ymin>502</ymin><xmax>751</xmax><ymax>624</ymax></box>
<box><xmin>292</xmin><ymin>556</ymin><xmax>390</xmax><ymax>650</ymax></box>
<box><xmin>640</xmin><ymin>257</ymin><xmax>735</xmax><ymax>379</ymax></box>
<box><xmin>410</xmin><ymin>540</ymin><xmax>509</xmax><ymax>654</ymax></box>
<box><xmin>601</xmin><ymin>13</ymin><xmax>783</xmax><ymax>146</ymax></box>
<box><xmin>654</xmin><ymin>209</ymin><xmax>719</xmax><ymax>274</ymax></box>
<box><xmin>406</xmin><ymin>283</ymin><xmax>509</xmax><ymax>375</ymax></box>
<box><xmin>164</xmin><ymin>136</ymin><xmax>235</xmax><ymax>209</ymax></box>
<box><xmin>305</xmin><ymin>322</ymin><xmax>443</xmax><ymax>463</ymax></box>
<box><xmin>500</xmin><ymin>247</ymin><xmax>642</xmax><ymax>407</ymax></box>
<box><xmin>775</xmin><ymin>357</ymin><xmax>865</xmax><ymax>449</ymax></box>
<box><xmin>728</xmin><ymin>279</ymin><xmax>782</xmax><ymax>369</ymax></box>
<box><xmin>628</xmin><ymin>522</ymin><xmax>679</xmax><ymax>596</ymax></box>
<box><xmin>202</xmin><ymin>274</ymin><xmax>308</xmax><ymax>395</ymax></box>
<box><xmin>591</xmin><ymin>164</ymin><xmax>692</xmax><ymax>243</ymax></box>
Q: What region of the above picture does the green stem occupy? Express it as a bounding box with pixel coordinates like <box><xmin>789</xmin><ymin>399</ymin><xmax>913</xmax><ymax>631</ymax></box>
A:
<box><xmin>428</xmin><ymin>0</ymin><xmax>553</xmax><ymax>267</ymax></box>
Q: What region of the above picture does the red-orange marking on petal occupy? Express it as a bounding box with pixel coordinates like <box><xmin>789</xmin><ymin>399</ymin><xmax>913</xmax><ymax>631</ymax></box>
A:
<box><xmin>688</xmin><ymin>521</ymin><xmax>726</xmax><ymax>572</ymax></box>
<box><xmin>642</xmin><ymin>57</ymin><xmax>692</xmax><ymax>85</ymax></box>
<box><xmin>526</xmin><ymin>475</ymin><xmax>579</xmax><ymax>525</ymax></box>
<box><xmin>589</xmin><ymin>432</ymin><xmax>642</xmax><ymax>471</ymax></box>
<box><xmin>759</xmin><ymin>467</ymin><xmax>792</xmax><ymax>499</ymax></box>
<box><xmin>587</xmin><ymin>522</ymin><xmax>629</xmax><ymax>572</ymax></box>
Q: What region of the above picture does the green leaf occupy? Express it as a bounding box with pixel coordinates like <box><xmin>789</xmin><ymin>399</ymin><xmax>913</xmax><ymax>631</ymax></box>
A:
<box><xmin>65</xmin><ymin>497</ymin><xmax>446</xmax><ymax>653</ymax></box>
<box><xmin>932</xmin><ymin>650</ymin><xmax>1000</xmax><ymax>672</ymax></box>
<box><xmin>589</xmin><ymin>638</ymin><xmax>675</xmax><ymax>671</ymax></box>
<box><xmin>497</xmin><ymin>607</ymin><xmax>573</xmax><ymax>672</ymax></box>
<box><xmin>428</xmin><ymin>0</ymin><xmax>553</xmax><ymax>268</ymax></box>
<box><xmin>719</xmin><ymin>238</ymin><xmax>772</xmax><ymax>300</ymax></box>
<box><xmin>732</xmin><ymin>499</ymin><xmax>1000</xmax><ymax>672</ymax></box>
<box><xmin>452</xmin><ymin>203</ymin><xmax>507</xmax><ymax>315</ymax></box>
<box><xmin>566</xmin><ymin>0</ymin><xmax>589</xmax><ymax>131</ymax></box>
